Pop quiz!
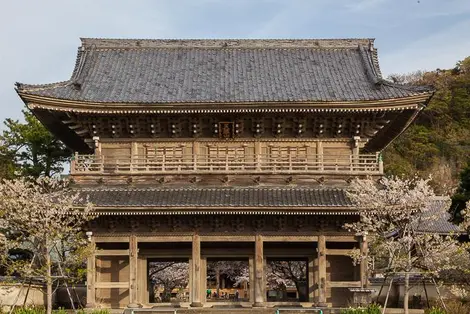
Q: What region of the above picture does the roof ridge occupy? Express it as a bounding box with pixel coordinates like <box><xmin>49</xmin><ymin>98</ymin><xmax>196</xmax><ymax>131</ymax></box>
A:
<box><xmin>80</xmin><ymin>38</ymin><xmax>375</xmax><ymax>50</ymax></box>
<box><xmin>76</xmin><ymin>186</ymin><xmax>344</xmax><ymax>191</ymax></box>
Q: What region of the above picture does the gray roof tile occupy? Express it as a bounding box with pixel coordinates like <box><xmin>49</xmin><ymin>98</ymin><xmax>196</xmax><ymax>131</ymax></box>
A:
<box><xmin>17</xmin><ymin>38</ymin><xmax>431</xmax><ymax>104</ymax></box>
<box><xmin>76</xmin><ymin>186</ymin><xmax>352</xmax><ymax>208</ymax></box>
<box><xmin>413</xmin><ymin>199</ymin><xmax>462</xmax><ymax>234</ymax></box>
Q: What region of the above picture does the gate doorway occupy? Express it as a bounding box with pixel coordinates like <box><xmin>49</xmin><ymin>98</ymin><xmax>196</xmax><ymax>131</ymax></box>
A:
<box><xmin>148</xmin><ymin>258</ymin><xmax>190</xmax><ymax>304</ymax></box>
<box><xmin>266</xmin><ymin>257</ymin><xmax>309</xmax><ymax>302</ymax></box>
<box><xmin>206</xmin><ymin>258</ymin><xmax>250</xmax><ymax>302</ymax></box>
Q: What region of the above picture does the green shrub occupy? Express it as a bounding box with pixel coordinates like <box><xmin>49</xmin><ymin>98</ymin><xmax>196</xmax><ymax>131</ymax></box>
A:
<box><xmin>340</xmin><ymin>304</ymin><xmax>382</xmax><ymax>314</ymax></box>
<box><xmin>365</xmin><ymin>303</ymin><xmax>381</xmax><ymax>314</ymax></box>
<box><xmin>91</xmin><ymin>310</ymin><xmax>109</xmax><ymax>314</ymax></box>
<box><xmin>425</xmin><ymin>299</ymin><xmax>470</xmax><ymax>314</ymax></box>
<box><xmin>424</xmin><ymin>307</ymin><xmax>446</xmax><ymax>314</ymax></box>
<box><xmin>53</xmin><ymin>308</ymin><xmax>68</xmax><ymax>314</ymax></box>
<box><xmin>340</xmin><ymin>309</ymin><xmax>364</xmax><ymax>314</ymax></box>
<box><xmin>12</xmin><ymin>306</ymin><xmax>45</xmax><ymax>314</ymax></box>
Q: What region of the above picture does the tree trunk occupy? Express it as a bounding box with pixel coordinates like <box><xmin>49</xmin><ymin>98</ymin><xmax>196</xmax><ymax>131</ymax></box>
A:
<box><xmin>404</xmin><ymin>272</ymin><xmax>409</xmax><ymax>314</ymax></box>
<box><xmin>46</xmin><ymin>249</ymin><xmax>53</xmax><ymax>314</ymax></box>
<box><xmin>404</xmin><ymin>238</ymin><xmax>411</xmax><ymax>314</ymax></box>
<box><xmin>216</xmin><ymin>267</ymin><xmax>220</xmax><ymax>297</ymax></box>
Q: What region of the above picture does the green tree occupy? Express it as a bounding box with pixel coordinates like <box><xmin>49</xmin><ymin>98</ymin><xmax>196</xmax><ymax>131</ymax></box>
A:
<box><xmin>0</xmin><ymin>110</ymin><xmax>71</xmax><ymax>177</ymax></box>
<box><xmin>451</xmin><ymin>164</ymin><xmax>470</xmax><ymax>222</ymax></box>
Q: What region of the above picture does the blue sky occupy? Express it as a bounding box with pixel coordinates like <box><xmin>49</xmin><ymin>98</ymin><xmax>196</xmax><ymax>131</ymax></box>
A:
<box><xmin>1</xmin><ymin>0</ymin><xmax>469</xmax><ymax>123</ymax></box>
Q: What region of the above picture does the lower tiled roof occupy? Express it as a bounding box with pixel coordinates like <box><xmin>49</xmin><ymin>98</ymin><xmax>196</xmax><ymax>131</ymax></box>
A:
<box><xmin>77</xmin><ymin>186</ymin><xmax>351</xmax><ymax>208</ymax></box>
<box><xmin>413</xmin><ymin>199</ymin><xmax>462</xmax><ymax>234</ymax></box>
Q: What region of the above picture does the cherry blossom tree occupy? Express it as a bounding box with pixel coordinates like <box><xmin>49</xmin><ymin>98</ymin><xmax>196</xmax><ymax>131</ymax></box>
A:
<box><xmin>458</xmin><ymin>201</ymin><xmax>470</xmax><ymax>231</ymax></box>
<box><xmin>266</xmin><ymin>260</ymin><xmax>308</xmax><ymax>301</ymax></box>
<box><xmin>0</xmin><ymin>176</ymin><xmax>94</xmax><ymax>314</ymax></box>
<box><xmin>207</xmin><ymin>260</ymin><xmax>249</xmax><ymax>297</ymax></box>
<box><xmin>344</xmin><ymin>176</ymin><xmax>469</xmax><ymax>314</ymax></box>
<box><xmin>149</xmin><ymin>262</ymin><xmax>189</xmax><ymax>302</ymax></box>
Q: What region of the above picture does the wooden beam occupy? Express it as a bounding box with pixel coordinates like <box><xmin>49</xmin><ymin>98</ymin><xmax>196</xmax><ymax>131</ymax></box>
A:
<box><xmin>328</xmin><ymin>281</ymin><xmax>362</xmax><ymax>288</ymax></box>
<box><xmin>325</xmin><ymin>249</ymin><xmax>353</xmax><ymax>256</ymax></box>
<box><xmin>326</xmin><ymin>235</ymin><xmax>357</xmax><ymax>242</ymax></box>
<box><xmin>95</xmin><ymin>282</ymin><xmax>129</xmax><ymax>289</ymax></box>
<box><xmin>263</xmin><ymin>235</ymin><xmax>318</xmax><ymax>242</ymax></box>
<box><xmin>137</xmin><ymin>235</ymin><xmax>192</xmax><ymax>242</ymax></box>
<box><xmin>94</xmin><ymin>236</ymin><xmax>130</xmax><ymax>243</ymax></box>
<box><xmin>94</xmin><ymin>249</ymin><xmax>129</xmax><ymax>256</ymax></box>
<box><xmin>200</xmin><ymin>235</ymin><xmax>255</xmax><ymax>242</ymax></box>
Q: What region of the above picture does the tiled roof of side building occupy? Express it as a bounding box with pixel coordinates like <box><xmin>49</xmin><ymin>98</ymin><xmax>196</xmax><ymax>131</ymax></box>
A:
<box><xmin>16</xmin><ymin>38</ymin><xmax>433</xmax><ymax>104</ymax></box>
<box><xmin>76</xmin><ymin>186</ymin><xmax>352</xmax><ymax>209</ymax></box>
<box><xmin>413</xmin><ymin>198</ymin><xmax>463</xmax><ymax>234</ymax></box>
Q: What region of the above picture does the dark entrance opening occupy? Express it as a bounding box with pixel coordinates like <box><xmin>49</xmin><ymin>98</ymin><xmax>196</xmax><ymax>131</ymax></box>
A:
<box><xmin>206</xmin><ymin>257</ymin><xmax>250</xmax><ymax>302</ymax></box>
<box><xmin>148</xmin><ymin>258</ymin><xmax>189</xmax><ymax>303</ymax></box>
<box><xmin>266</xmin><ymin>257</ymin><xmax>309</xmax><ymax>302</ymax></box>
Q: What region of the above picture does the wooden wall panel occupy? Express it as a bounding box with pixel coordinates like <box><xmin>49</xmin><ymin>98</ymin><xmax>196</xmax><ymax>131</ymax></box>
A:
<box><xmin>326</xmin><ymin>255</ymin><xmax>356</xmax><ymax>282</ymax></box>
<box><xmin>96</xmin><ymin>256</ymin><xmax>130</xmax><ymax>308</ymax></box>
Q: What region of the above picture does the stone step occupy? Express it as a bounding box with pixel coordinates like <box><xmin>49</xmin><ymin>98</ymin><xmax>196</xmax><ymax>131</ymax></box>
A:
<box><xmin>124</xmin><ymin>308</ymin><xmax>328</xmax><ymax>314</ymax></box>
<box><xmin>123</xmin><ymin>308</ymin><xmax>425</xmax><ymax>314</ymax></box>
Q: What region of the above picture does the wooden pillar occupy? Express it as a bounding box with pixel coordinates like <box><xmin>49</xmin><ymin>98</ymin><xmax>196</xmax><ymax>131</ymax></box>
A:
<box><xmin>191</xmin><ymin>234</ymin><xmax>203</xmax><ymax>307</ymax></box>
<box><xmin>85</xmin><ymin>239</ymin><xmax>95</xmax><ymax>308</ymax></box>
<box><xmin>93</xmin><ymin>136</ymin><xmax>101</xmax><ymax>155</ymax></box>
<box><xmin>352</xmin><ymin>136</ymin><xmax>360</xmax><ymax>171</ymax></box>
<box><xmin>71</xmin><ymin>152</ymin><xmax>78</xmax><ymax>174</ymax></box>
<box><xmin>253</xmin><ymin>235</ymin><xmax>265</xmax><ymax>307</ymax></box>
<box><xmin>308</xmin><ymin>256</ymin><xmax>315</xmax><ymax>302</ymax></box>
<box><xmin>249</xmin><ymin>256</ymin><xmax>255</xmax><ymax>303</ymax></box>
<box><xmin>193</xmin><ymin>141</ymin><xmax>199</xmax><ymax>171</ymax></box>
<box><xmin>130</xmin><ymin>142</ymin><xmax>138</xmax><ymax>172</ymax></box>
<box><xmin>317</xmin><ymin>141</ymin><xmax>324</xmax><ymax>171</ymax></box>
<box><xmin>378</xmin><ymin>152</ymin><xmax>384</xmax><ymax>174</ymax></box>
<box><xmin>200</xmin><ymin>257</ymin><xmax>207</xmax><ymax>304</ymax></box>
<box><xmin>137</xmin><ymin>255</ymin><xmax>147</xmax><ymax>304</ymax></box>
<box><xmin>127</xmin><ymin>235</ymin><xmax>141</xmax><ymax>308</ymax></box>
<box><xmin>360</xmin><ymin>234</ymin><xmax>369</xmax><ymax>288</ymax></box>
<box><xmin>317</xmin><ymin>235</ymin><xmax>327</xmax><ymax>306</ymax></box>
<box><xmin>255</xmin><ymin>141</ymin><xmax>262</xmax><ymax>171</ymax></box>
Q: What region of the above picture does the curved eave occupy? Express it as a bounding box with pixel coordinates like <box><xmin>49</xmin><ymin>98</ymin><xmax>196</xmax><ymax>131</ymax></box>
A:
<box><xmin>18</xmin><ymin>92</ymin><xmax>433</xmax><ymax>114</ymax></box>
<box><xmin>30</xmin><ymin>108</ymin><xmax>93</xmax><ymax>153</ymax></box>
<box><xmin>364</xmin><ymin>90</ymin><xmax>434</xmax><ymax>152</ymax></box>
<box><xmin>86</xmin><ymin>206</ymin><xmax>358</xmax><ymax>216</ymax></box>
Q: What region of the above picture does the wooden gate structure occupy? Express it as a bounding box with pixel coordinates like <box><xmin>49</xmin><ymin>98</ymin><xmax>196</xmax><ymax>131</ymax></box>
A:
<box><xmin>16</xmin><ymin>38</ymin><xmax>433</xmax><ymax>308</ymax></box>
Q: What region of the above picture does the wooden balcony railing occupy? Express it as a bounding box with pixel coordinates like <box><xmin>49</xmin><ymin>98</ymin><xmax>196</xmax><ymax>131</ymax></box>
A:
<box><xmin>71</xmin><ymin>153</ymin><xmax>383</xmax><ymax>176</ymax></box>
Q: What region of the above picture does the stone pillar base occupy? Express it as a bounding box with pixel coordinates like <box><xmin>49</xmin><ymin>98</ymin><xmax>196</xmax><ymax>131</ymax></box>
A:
<box><xmin>85</xmin><ymin>303</ymin><xmax>95</xmax><ymax>309</ymax></box>
<box><xmin>252</xmin><ymin>302</ymin><xmax>266</xmax><ymax>307</ymax></box>
<box><xmin>127</xmin><ymin>303</ymin><xmax>143</xmax><ymax>308</ymax></box>
<box><xmin>190</xmin><ymin>302</ymin><xmax>203</xmax><ymax>307</ymax></box>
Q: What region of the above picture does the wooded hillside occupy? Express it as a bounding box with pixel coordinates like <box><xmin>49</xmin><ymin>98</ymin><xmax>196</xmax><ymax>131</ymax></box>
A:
<box><xmin>384</xmin><ymin>56</ymin><xmax>470</xmax><ymax>194</ymax></box>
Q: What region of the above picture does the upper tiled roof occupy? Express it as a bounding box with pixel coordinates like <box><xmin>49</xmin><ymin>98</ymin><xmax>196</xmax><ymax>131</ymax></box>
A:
<box><xmin>16</xmin><ymin>38</ymin><xmax>432</xmax><ymax>104</ymax></box>
<box><xmin>77</xmin><ymin>186</ymin><xmax>352</xmax><ymax>209</ymax></box>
